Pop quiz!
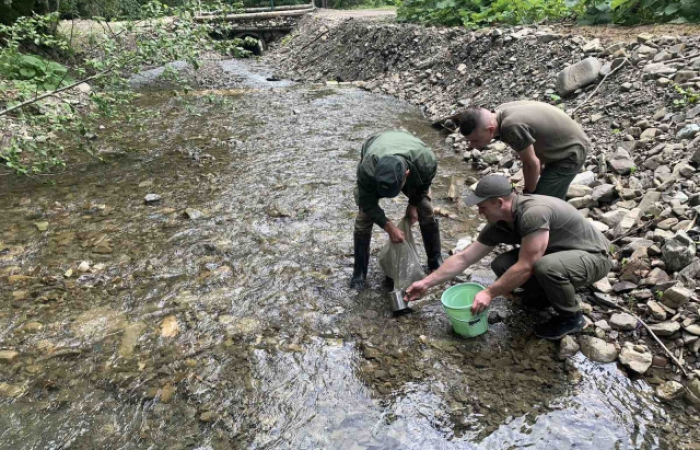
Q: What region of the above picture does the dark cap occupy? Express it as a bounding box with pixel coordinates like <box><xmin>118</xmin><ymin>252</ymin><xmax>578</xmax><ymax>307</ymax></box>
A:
<box><xmin>464</xmin><ymin>175</ymin><xmax>513</xmax><ymax>205</ymax></box>
<box><xmin>375</xmin><ymin>156</ymin><xmax>407</xmax><ymax>198</ymax></box>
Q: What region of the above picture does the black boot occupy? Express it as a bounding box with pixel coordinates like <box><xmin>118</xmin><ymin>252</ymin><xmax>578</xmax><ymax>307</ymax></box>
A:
<box><xmin>350</xmin><ymin>231</ymin><xmax>372</xmax><ymax>291</ymax></box>
<box><xmin>534</xmin><ymin>312</ymin><xmax>585</xmax><ymax>340</ymax></box>
<box><xmin>420</xmin><ymin>219</ymin><xmax>443</xmax><ymax>272</ymax></box>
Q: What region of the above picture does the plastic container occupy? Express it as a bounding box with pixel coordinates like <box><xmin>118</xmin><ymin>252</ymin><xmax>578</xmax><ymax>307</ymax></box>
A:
<box><xmin>440</xmin><ymin>283</ymin><xmax>489</xmax><ymax>337</ymax></box>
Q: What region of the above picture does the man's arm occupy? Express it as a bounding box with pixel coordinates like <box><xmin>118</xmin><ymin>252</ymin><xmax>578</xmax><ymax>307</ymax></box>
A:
<box><xmin>470</xmin><ymin>229</ymin><xmax>549</xmax><ymax>314</ymax></box>
<box><xmin>357</xmin><ymin>183</ymin><xmax>388</xmax><ymax>229</ymax></box>
<box><xmin>519</xmin><ymin>144</ymin><xmax>540</xmax><ymax>194</ymax></box>
<box><xmin>405</xmin><ymin>241</ymin><xmax>493</xmax><ymax>300</ymax></box>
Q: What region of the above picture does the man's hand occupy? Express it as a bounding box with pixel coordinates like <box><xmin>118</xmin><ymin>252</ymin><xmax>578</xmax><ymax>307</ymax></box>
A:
<box><xmin>384</xmin><ymin>222</ymin><xmax>405</xmax><ymax>243</ymax></box>
<box><xmin>406</xmin><ymin>204</ymin><xmax>418</xmax><ymax>225</ymax></box>
<box><xmin>471</xmin><ymin>290</ymin><xmax>492</xmax><ymax>315</ymax></box>
<box><xmin>405</xmin><ymin>280</ymin><xmax>429</xmax><ymax>302</ymax></box>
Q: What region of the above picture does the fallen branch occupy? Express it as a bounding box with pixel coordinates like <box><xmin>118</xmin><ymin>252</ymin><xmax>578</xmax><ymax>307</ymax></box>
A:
<box><xmin>589</xmin><ymin>296</ymin><xmax>689</xmax><ymax>378</ymax></box>
<box><xmin>0</xmin><ymin>55</ymin><xmax>139</xmax><ymax>118</ymax></box>
<box><xmin>571</xmin><ymin>58</ymin><xmax>629</xmax><ymax>116</ymax></box>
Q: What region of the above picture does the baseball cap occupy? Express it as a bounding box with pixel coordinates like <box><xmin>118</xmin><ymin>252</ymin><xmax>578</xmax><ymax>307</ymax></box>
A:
<box><xmin>464</xmin><ymin>175</ymin><xmax>514</xmax><ymax>205</ymax></box>
<box><xmin>375</xmin><ymin>156</ymin><xmax>407</xmax><ymax>198</ymax></box>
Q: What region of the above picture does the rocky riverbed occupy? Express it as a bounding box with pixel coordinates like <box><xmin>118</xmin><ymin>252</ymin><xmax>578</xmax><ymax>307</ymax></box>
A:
<box><xmin>270</xmin><ymin>14</ymin><xmax>700</xmax><ymax>432</ymax></box>
<box><xmin>1</xmin><ymin>22</ymin><xmax>699</xmax><ymax>450</ymax></box>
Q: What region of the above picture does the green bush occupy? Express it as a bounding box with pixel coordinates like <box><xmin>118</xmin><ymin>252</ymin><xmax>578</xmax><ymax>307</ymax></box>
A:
<box><xmin>397</xmin><ymin>0</ymin><xmax>581</xmax><ymax>26</ymax></box>
<box><xmin>0</xmin><ymin>52</ymin><xmax>74</xmax><ymax>91</ymax></box>
<box><xmin>580</xmin><ymin>0</ymin><xmax>700</xmax><ymax>24</ymax></box>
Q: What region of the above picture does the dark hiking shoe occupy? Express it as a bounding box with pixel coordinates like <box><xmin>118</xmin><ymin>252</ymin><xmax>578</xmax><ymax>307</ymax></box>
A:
<box><xmin>520</xmin><ymin>294</ymin><xmax>550</xmax><ymax>311</ymax></box>
<box><xmin>534</xmin><ymin>313</ymin><xmax>585</xmax><ymax>340</ymax></box>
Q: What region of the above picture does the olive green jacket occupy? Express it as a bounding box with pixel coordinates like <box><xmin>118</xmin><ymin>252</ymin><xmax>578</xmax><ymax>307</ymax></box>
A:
<box><xmin>356</xmin><ymin>131</ymin><xmax>437</xmax><ymax>228</ymax></box>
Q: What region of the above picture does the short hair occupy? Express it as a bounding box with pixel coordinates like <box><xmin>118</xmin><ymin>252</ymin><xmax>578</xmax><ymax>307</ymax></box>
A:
<box><xmin>457</xmin><ymin>108</ymin><xmax>488</xmax><ymax>136</ymax></box>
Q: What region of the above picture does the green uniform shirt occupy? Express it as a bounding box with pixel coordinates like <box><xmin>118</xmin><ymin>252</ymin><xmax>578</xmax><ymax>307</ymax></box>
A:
<box><xmin>356</xmin><ymin>131</ymin><xmax>437</xmax><ymax>228</ymax></box>
<box><xmin>477</xmin><ymin>194</ymin><xmax>610</xmax><ymax>254</ymax></box>
<box><xmin>497</xmin><ymin>101</ymin><xmax>590</xmax><ymax>166</ymax></box>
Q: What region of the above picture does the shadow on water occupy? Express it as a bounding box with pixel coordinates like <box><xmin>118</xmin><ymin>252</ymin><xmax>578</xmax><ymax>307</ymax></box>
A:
<box><xmin>0</xmin><ymin>59</ymin><xmax>694</xmax><ymax>450</ymax></box>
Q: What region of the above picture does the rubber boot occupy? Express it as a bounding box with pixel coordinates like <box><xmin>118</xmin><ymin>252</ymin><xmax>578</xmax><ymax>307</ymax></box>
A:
<box><xmin>420</xmin><ymin>219</ymin><xmax>444</xmax><ymax>272</ymax></box>
<box><xmin>350</xmin><ymin>231</ymin><xmax>372</xmax><ymax>291</ymax></box>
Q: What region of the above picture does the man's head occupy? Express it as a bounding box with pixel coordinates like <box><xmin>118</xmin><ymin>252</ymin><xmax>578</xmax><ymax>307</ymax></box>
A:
<box><xmin>464</xmin><ymin>175</ymin><xmax>515</xmax><ymax>223</ymax></box>
<box><xmin>457</xmin><ymin>107</ymin><xmax>496</xmax><ymax>150</ymax></box>
<box><xmin>375</xmin><ymin>155</ymin><xmax>409</xmax><ymax>198</ymax></box>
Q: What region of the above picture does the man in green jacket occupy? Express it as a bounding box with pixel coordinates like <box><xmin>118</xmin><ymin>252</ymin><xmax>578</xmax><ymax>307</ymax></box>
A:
<box><xmin>350</xmin><ymin>131</ymin><xmax>443</xmax><ymax>291</ymax></box>
<box><xmin>456</xmin><ymin>101</ymin><xmax>590</xmax><ymax>200</ymax></box>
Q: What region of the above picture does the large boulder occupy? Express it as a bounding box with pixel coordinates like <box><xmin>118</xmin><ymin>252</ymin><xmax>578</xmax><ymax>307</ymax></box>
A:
<box><xmin>618</xmin><ymin>343</ymin><xmax>653</xmax><ymax>374</ymax></box>
<box><xmin>579</xmin><ymin>335</ymin><xmax>618</xmax><ymax>363</ymax></box>
<box><xmin>556</xmin><ymin>57</ymin><xmax>601</xmax><ymax>96</ymax></box>
<box><xmin>662</xmin><ymin>230</ymin><xmax>696</xmax><ymax>272</ymax></box>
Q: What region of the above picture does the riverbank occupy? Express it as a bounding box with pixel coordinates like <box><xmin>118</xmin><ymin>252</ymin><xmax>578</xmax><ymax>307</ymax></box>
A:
<box><xmin>269</xmin><ymin>16</ymin><xmax>700</xmax><ymax>409</ymax></box>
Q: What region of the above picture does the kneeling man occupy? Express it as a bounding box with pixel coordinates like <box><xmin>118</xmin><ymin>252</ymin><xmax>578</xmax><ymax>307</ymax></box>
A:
<box><xmin>405</xmin><ymin>175</ymin><xmax>612</xmax><ymax>340</ymax></box>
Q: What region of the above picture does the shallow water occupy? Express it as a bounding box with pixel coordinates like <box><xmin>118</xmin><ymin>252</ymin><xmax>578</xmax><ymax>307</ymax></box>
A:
<box><xmin>0</xmin><ymin>59</ymin><xmax>694</xmax><ymax>450</ymax></box>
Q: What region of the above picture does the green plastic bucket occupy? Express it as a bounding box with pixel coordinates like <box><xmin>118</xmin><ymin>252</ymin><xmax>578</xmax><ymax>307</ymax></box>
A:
<box><xmin>441</xmin><ymin>283</ymin><xmax>489</xmax><ymax>337</ymax></box>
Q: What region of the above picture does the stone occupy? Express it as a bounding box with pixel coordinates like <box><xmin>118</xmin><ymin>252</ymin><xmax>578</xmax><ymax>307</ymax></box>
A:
<box><xmin>118</xmin><ymin>323</ymin><xmax>146</xmax><ymax>358</ymax></box>
<box><xmin>640</xmin><ymin>128</ymin><xmax>657</xmax><ymax>140</ymax></box>
<box><xmin>572</xmin><ymin>171</ymin><xmax>595</xmax><ymax>186</ymax></box>
<box><xmin>662</xmin><ymin>286</ymin><xmax>692</xmax><ymax>308</ymax></box>
<box><xmin>93</xmin><ymin>242</ymin><xmax>113</xmax><ymax>254</ymax></box>
<box><xmin>0</xmin><ymin>350</ymin><xmax>19</xmax><ymax>364</ymax></box>
<box><xmin>637</xmin><ymin>45</ymin><xmax>657</xmax><ymax>57</ymax></box>
<box><xmin>34</xmin><ymin>221</ymin><xmax>49</xmax><ymax>231</ymax></box>
<box><xmin>675</xmin><ymin>70</ymin><xmax>698</xmax><ymax>84</ymax></box>
<box><xmin>595</xmin><ymin>320</ymin><xmax>611</xmax><ymax>332</ymax></box>
<box><xmin>566</xmin><ymin>184</ymin><xmax>593</xmax><ymax>199</ymax></box>
<box><xmin>619</xmin><ymin>343</ymin><xmax>653</xmax><ymax>374</ymax></box>
<box><xmin>593</xmin><ymin>277</ymin><xmax>613</xmax><ymax>293</ymax></box>
<box><xmin>184</xmin><ymin>208</ymin><xmax>203</xmax><ymax>220</ymax></box>
<box><xmin>610</xmin><ymin>313</ymin><xmax>637</xmax><ymax>331</ymax></box>
<box><xmin>556</xmin><ymin>57</ymin><xmax>601</xmax><ymax>96</ymax></box>
<box><xmin>200</xmin><ymin>411</ymin><xmax>214</xmax><ymax>422</ymax></box>
<box><xmin>655</xmin><ymin>381</ymin><xmax>685</xmax><ymax>402</ymax></box>
<box><xmin>579</xmin><ymin>335</ymin><xmax>618</xmax><ymax>363</ymax></box>
<box><xmin>161</xmin><ymin>315</ymin><xmax>180</xmax><ymax>338</ymax></box>
<box><xmin>568</xmin><ymin>195</ymin><xmax>595</xmax><ymax>209</ymax></box>
<box><xmin>601</xmin><ymin>209</ymin><xmax>629</xmax><ymax>228</ymax></box>
<box><xmin>642</xmin><ymin>63</ymin><xmax>676</xmax><ymax>76</ymax></box>
<box><xmin>677</xmin><ymin>124</ymin><xmax>700</xmax><ymax>140</ymax></box>
<box><xmin>647</xmin><ymin>321</ymin><xmax>681</xmax><ymax>336</ymax></box>
<box><xmin>160</xmin><ymin>383</ymin><xmax>175</xmax><ymax>403</ymax></box>
<box><xmin>582</xmin><ymin>38</ymin><xmax>603</xmax><ymax>53</ymax></box>
<box><xmin>657</xmin><ymin>218</ymin><xmax>678</xmax><ymax>230</ymax></box>
<box><xmin>662</xmin><ymin>230</ymin><xmax>696</xmax><ymax>272</ymax></box>
<box><xmin>610</xmin><ymin>157</ymin><xmax>636</xmax><ymax>175</ymax></box>
<box><xmin>591</xmin><ymin>184</ymin><xmax>616</xmax><ymax>202</ymax></box>
<box><xmin>589</xmin><ymin>220</ymin><xmax>609</xmax><ymax>233</ymax></box>
<box><xmin>0</xmin><ymin>382</ymin><xmax>24</xmax><ymax>398</ymax></box>
<box><xmin>647</xmin><ymin>300</ymin><xmax>667</xmax><ymax>321</ymax></box>
<box><xmin>687</xmin><ymin>104</ymin><xmax>700</xmax><ymax>119</ymax></box>
<box><xmin>613</xmin><ymin>281</ymin><xmax>637</xmax><ymax>293</ymax></box>
<box><xmin>637</xmin><ymin>191</ymin><xmax>661</xmax><ymax>216</ymax></box>
<box><xmin>685</xmin><ymin>324</ymin><xmax>700</xmax><ymax>336</ymax></box>
<box><xmin>78</xmin><ymin>261</ymin><xmax>91</xmax><ymax>272</ymax></box>
<box><xmin>144</xmin><ymin>194</ymin><xmax>162</xmax><ymax>204</ymax></box>
<box><xmin>614</xmin><ymin>208</ymin><xmax>641</xmax><ymax>237</ymax></box>
<box><xmin>559</xmin><ymin>335</ymin><xmax>580</xmax><ymax>359</ymax></box>
<box><xmin>643</xmin><ymin>267</ymin><xmax>671</xmax><ymax>285</ymax></box>
<box><xmin>75</xmin><ymin>82</ymin><xmax>91</xmax><ymax>93</ymax></box>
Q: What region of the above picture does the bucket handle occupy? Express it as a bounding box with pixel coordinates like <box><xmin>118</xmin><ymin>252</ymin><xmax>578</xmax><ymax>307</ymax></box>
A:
<box><xmin>467</xmin><ymin>317</ymin><xmax>482</xmax><ymax>326</ymax></box>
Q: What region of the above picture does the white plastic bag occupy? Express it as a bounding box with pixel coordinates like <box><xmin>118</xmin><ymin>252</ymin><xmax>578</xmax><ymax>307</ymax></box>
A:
<box><xmin>378</xmin><ymin>218</ymin><xmax>425</xmax><ymax>290</ymax></box>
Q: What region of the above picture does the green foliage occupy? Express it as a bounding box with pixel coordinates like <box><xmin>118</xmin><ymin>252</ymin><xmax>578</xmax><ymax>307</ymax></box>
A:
<box><xmin>672</xmin><ymin>83</ymin><xmax>700</xmax><ymax>107</ymax></box>
<box><xmin>1</xmin><ymin>1</ymin><xmax>255</xmax><ymax>175</ymax></box>
<box><xmin>0</xmin><ymin>53</ymin><xmax>74</xmax><ymax>91</ymax></box>
<box><xmin>397</xmin><ymin>0</ymin><xmax>582</xmax><ymax>27</ymax></box>
<box><xmin>579</xmin><ymin>0</ymin><xmax>700</xmax><ymax>24</ymax></box>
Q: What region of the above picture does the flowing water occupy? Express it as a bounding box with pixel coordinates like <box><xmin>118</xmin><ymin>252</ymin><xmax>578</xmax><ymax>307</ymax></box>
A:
<box><xmin>0</xmin><ymin>59</ymin><xmax>695</xmax><ymax>450</ymax></box>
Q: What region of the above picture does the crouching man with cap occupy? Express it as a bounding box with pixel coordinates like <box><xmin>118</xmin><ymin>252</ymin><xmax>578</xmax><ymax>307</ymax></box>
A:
<box><xmin>350</xmin><ymin>131</ymin><xmax>443</xmax><ymax>291</ymax></box>
<box><xmin>405</xmin><ymin>175</ymin><xmax>613</xmax><ymax>340</ymax></box>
